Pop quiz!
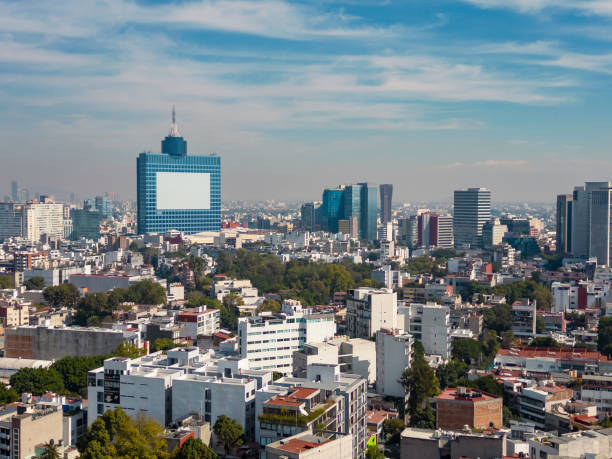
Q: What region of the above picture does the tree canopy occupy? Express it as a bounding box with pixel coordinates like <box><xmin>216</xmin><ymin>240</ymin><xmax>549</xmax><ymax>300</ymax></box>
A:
<box><xmin>472</xmin><ymin>280</ymin><xmax>552</xmax><ymax>310</ymax></box>
<box><xmin>213</xmin><ymin>415</ymin><xmax>243</xmax><ymax>456</ymax></box>
<box><xmin>171</xmin><ymin>437</ymin><xmax>216</xmax><ymax>459</ymax></box>
<box><xmin>79</xmin><ymin>407</ymin><xmax>168</xmax><ymax>459</ymax></box>
<box><xmin>599</xmin><ymin>316</ymin><xmax>612</xmax><ymax>357</ymax></box>
<box><xmin>215</xmin><ymin>249</ymin><xmax>373</xmax><ymax>305</ymax></box>
<box><xmin>24</xmin><ymin>276</ymin><xmax>45</xmax><ymax>290</ymax></box>
<box><xmin>0</xmin><ymin>275</ymin><xmax>13</xmax><ymax>289</ymax></box>
<box><xmin>43</xmin><ymin>283</ymin><xmax>80</xmax><ymax>307</ymax></box>
<box><xmin>10</xmin><ymin>367</ymin><xmax>65</xmax><ymax>395</ymax></box>
<box><xmin>73</xmin><ymin>280</ymin><xmax>167</xmax><ymax>326</ymax></box>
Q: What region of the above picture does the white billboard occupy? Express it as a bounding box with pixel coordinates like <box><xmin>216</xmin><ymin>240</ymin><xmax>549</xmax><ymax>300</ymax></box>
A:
<box><xmin>156</xmin><ymin>172</ymin><xmax>211</xmax><ymax>210</ymax></box>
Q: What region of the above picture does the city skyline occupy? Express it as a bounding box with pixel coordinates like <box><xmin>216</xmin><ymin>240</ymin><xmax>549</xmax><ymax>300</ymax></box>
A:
<box><xmin>2</xmin><ymin>1</ymin><xmax>612</xmax><ymax>202</ymax></box>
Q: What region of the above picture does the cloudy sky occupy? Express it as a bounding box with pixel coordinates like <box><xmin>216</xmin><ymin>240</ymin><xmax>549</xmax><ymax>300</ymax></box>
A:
<box><xmin>2</xmin><ymin>0</ymin><xmax>612</xmax><ymax>203</ymax></box>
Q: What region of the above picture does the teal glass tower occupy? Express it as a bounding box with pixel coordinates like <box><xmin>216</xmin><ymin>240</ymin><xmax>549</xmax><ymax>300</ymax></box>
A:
<box><xmin>137</xmin><ymin>109</ymin><xmax>221</xmax><ymax>235</ymax></box>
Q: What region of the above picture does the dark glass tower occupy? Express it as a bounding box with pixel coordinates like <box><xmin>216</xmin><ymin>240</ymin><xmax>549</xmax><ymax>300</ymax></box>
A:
<box><xmin>379</xmin><ymin>184</ymin><xmax>393</xmax><ymax>224</ymax></box>
<box><xmin>137</xmin><ymin>109</ymin><xmax>221</xmax><ymax>235</ymax></box>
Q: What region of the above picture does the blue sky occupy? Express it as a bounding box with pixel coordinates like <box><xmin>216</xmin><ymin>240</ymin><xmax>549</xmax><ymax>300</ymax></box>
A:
<box><xmin>2</xmin><ymin>0</ymin><xmax>612</xmax><ymax>202</ymax></box>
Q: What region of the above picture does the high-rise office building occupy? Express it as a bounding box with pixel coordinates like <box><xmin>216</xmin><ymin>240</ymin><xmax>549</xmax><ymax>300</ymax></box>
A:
<box><xmin>359</xmin><ymin>182</ymin><xmax>378</xmax><ymax>241</ymax></box>
<box><xmin>23</xmin><ymin>203</ymin><xmax>64</xmax><ymax>241</ymax></box>
<box><xmin>315</xmin><ymin>183</ymin><xmax>378</xmax><ymax>241</ymax></box>
<box><xmin>0</xmin><ymin>203</ymin><xmax>24</xmax><ymax>241</ymax></box>
<box><xmin>556</xmin><ymin>194</ymin><xmax>573</xmax><ymax>254</ymax></box>
<box><xmin>137</xmin><ymin>109</ymin><xmax>221</xmax><ymax>235</ymax></box>
<box><xmin>10</xmin><ymin>181</ymin><xmax>18</xmax><ymax>202</ymax></box>
<box><xmin>379</xmin><ymin>184</ymin><xmax>393</xmax><ymax>225</ymax></box>
<box><xmin>300</xmin><ymin>202</ymin><xmax>316</xmax><ymax>231</ymax></box>
<box><xmin>453</xmin><ymin>187</ymin><xmax>491</xmax><ymax>248</ymax></box>
<box><xmin>590</xmin><ymin>187</ymin><xmax>612</xmax><ymax>266</ymax></box>
<box><xmin>70</xmin><ymin>208</ymin><xmax>103</xmax><ymax>240</ymax></box>
<box><xmin>417</xmin><ymin>212</ymin><xmax>453</xmax><ymax>248</ymax></box>
<box><xmin>398</xmin><ymin>216</ymin><xmax>418</xmax><ymax>248</ymax></box>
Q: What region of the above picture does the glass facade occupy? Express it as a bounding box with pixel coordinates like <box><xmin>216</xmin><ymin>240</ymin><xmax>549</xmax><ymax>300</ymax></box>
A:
<box><xmin>136</xmin><ymin>128</ymin><xmax>221</xmax><ymax>234</ymax></box>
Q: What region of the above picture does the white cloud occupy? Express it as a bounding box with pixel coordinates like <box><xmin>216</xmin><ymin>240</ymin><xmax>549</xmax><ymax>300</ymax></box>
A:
<box><xmin>461</xmin><ymin>0</ymin><xmax>612</xmax><ymax>16</ymax></box>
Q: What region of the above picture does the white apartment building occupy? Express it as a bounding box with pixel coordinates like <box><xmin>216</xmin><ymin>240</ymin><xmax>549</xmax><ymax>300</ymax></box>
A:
<box><xmin>398</xmin><ymin>303</ymin><xmax>451</xmax><ymax>359</ymax></box>
<box><xmin>23</xmin><ymin>203</ymin><xmax>64</xmax><ymax>241</ymax></box>
<box><xmin>211</xmin><ymin>278</ymin><xmax>260</xmax><ymax>305</ymax></box>
<box><xmin>371</xmin><ymin>265</ymin><xmax>407</xmax><ymax>290</ymax></box>
<box><xmin>345</xmin><ymin>288</ymin><xmax>397</xmax><ymax>339</ymax></box>
<box><xmin>87</xmin><ymin>347</ymin><xmax>271</xmax><ymax>440</ymax></box>
<box><xmin>177</xmin><ymin>307</ymin><xmax>220</xmax><ymax>339</ymax></box>
<box><xmin>375</xmin><ymin>330</ymin><xmax>413</xmax><ymax>398</ymax></box>
<box><xmin>237</xmin><ymin>300</ymin><xmax>336</xmax><ymax>374</ymax></box>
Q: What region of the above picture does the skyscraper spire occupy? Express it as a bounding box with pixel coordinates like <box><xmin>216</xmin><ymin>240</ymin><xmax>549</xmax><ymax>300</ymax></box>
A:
<box><xmin>169</xmin><ymin>105</ymin><xmax>180</xmax><ymax>137</ymax></box>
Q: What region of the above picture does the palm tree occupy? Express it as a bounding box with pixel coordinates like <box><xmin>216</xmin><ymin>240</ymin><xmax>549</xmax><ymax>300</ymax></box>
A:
<box><xmin>39</xmin><ymin>442</ymin><xmax>60</xmax><ymax>459</ymax></box>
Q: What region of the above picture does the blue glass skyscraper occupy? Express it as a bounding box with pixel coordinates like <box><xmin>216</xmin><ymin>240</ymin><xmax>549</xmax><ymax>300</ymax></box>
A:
<box><xmin>315</xmin><ymin>183</ymin><xmax>378</xmax><ymax>241</ymax></box>
<box><xmin>137</xmin><ymin>109</ymin><xmax>221</xmax><ymax>235</ymax></box>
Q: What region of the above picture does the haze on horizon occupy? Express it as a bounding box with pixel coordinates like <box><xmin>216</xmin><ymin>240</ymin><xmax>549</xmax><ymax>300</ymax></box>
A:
<box><xmin>2</xmin><ymin>0</ymin><xmax>612</xmax><ymax>203</ymax></box>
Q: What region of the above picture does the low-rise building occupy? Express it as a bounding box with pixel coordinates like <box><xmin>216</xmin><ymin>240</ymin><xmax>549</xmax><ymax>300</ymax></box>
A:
<box><xmin>519</xmin><ymin>384</ymin><xmax>573</xmax><ymax>429</ymax></box>
<box><xmin>436</xmin><ymin>387</ymin><xmax>502</xmax><ymax>431</ymax></box>
<box><xmin>177</xmin><ymin>307</ymin><xmax>220</xmax><ymax>339</ymax></box>
<box><xmin>528</xmin><ymin>429</ymin><xmax>612</xmax><ymax>459</ymax></box>
<box><xmin>400</xmin><ymin>427</ymin><xmax>507</xmax><ymax>459</ymax></box>
<box><xmin>265</xmin><ymin>431</ymin><xmax>353</xmax><ymax>459</ymax></box>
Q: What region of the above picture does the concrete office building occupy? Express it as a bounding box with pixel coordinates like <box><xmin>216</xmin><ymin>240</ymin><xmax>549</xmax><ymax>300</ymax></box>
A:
<box><xmin>237</xmin><ymin>300</ymin><xmax>336</xmax><ymax>374</ymax></box>
<box><xmin>453</xmin><ymin>188</ymin><xmax>491</xmax><ymax>248</ymax></box>
<box><xmin>345</xmin><ymin>288</ymin><xmax>397</xmax><ymax>340</ymax></box>
<box><xmin>398</xmin><ymin>303</ymin><xmax>451</xmax><ymax>359</ymax></box>
<box><xmin>0</xmin><ymin>202</ymin><xmax>24</xmax><ymax>240</ymax></box>
<box><xmin>481</xmin><ymin>218</ymin><xmax>508</xmax><ymax>249</ymax></box>
<box><xmin>4</xmin><ymin>326</ymin><xmax>139</xmax><ymax>360</ymax></box>
<box><xmin>375</xmin><ymin>330</ymin><xmax>413</xmax><ymax>398</ymax></box>
<box><xmin>137</xmin><ymin>109</ymin><xmax>221</xmax><ymax>234</ymax></box>
<box><xmin>23</xmin><ymin>203</ymin><xmax>64</xmax><ymax>241</ymax></box>
<box><xmin>417</xmin><ymin>212</ymin><xmax>453</xmax><ymax>248</ymax></box>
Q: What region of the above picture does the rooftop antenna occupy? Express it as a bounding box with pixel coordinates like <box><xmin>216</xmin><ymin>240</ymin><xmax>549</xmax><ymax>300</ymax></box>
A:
<box><xmin>170</xmin><ymin>105</ymin><xmax>180</xmax><ymax>137</ymax></box>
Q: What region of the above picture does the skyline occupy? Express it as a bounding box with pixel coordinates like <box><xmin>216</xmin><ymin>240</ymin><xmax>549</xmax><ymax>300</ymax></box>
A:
<box><xmin>2</xmin><ymin>0</ymin><xmax>612</xmax><ymax>202</ymax></box>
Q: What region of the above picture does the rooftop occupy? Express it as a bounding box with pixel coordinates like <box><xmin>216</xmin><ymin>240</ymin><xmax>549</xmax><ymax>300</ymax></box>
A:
<box><xmin>273</xmin><ymin>437</ymin><xmax>331</xmax><ymax>453</ymax></box>
<box><xmin>437</xmin><ymin>387</ymin><xmax>500</xmax><ymax>402</ymax></box>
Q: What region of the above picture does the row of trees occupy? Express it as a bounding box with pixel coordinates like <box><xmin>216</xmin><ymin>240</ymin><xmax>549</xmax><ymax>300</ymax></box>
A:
<box><xmin>70</xmin><ymin>280</ymin><xmax>167</xmax><ymax>326</ymax></box>
<box><xmin>471</xmin><ymin>279</ymin><xmax>553</xmax><ymax>310</ymax></box>
<box><xmin>79</xmin><ymin>408</ymin><xmax>243</xmax><ymax>458</ymax></box>
<box><xmin>215</xmin><ymin>250</ymin><xmax>376</xmax><ymax>305</ymax></box>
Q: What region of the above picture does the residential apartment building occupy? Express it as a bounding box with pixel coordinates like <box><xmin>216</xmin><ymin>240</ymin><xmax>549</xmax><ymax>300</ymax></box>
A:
<box><xmin>266</xmin><ymin>431</ymin><xmax>353</xmax><ymax>459</ymax></box>
<box><xmin>0</xmin><ymin>399</ymin><xmax>63</xmax><ymax>459</ymax></box>
<box><xmin>272</xmin><ymin>363</ymin><xmax>368</xmax><ymax>459</ymax></box>
<box><xmin>375</xmin><ymin>330</ymin><xmax>413</xmax><ymax>398</ymax></box>
<box><xmin>87</xmin><ymin>347</ymin><xmax>269</xmax><ymax>439</ymax></box>
<box><xmin>177</xmin><ymin>307</ymin><xmax>220</xmax><ymax>339</ymax></box>
<box><xmin>398</xmin><ymin>303</ymin><xmax>451</xmax><ymax>359</ymax></box>
<box><xmin>237</xmin><ymin>300</ymin><xmax>336</xmax><ymax>374</ymax></box>
<box><xmin>519</xmin><ymin>385</ymin><xmax>573</xmax><ymax>429</ymax></box>
<box><xmin>345</xmin><ymin>288</ymin><xmax>397</xmax><ymax>339</ymax></box>
<box><xmin>510</xmin><ymin>299</ymin><xmax>537</xmax><ymax>338</ymax></box>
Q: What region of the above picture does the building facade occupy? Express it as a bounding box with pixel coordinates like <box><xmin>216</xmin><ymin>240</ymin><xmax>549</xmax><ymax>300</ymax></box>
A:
<box><xmin>379</xmin><ymin>184</ymin><xmax>393</xmax><ymax>225</ymax></box>
<box><xmin>345</xmin><ymin>288</ymin><xmax>397</xmax><ymax>340</ymax></box>
<box><xmin>453</xmin><ymin>188</ymin><xmax>491</xmax><ymax>248</ymax></box>
<box><xmin>137</xmin><ymin>110</ymin><xmax>221</xmax><ymax>235</ymax></box>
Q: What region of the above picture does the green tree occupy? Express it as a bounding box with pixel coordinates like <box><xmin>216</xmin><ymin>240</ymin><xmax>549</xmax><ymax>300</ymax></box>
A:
<box><xmin>409</xmin><ymin>406</ymin><xmax>436</xmax><ymax>429</ymax></box>
<box><xmin>452</xmin><ymin>339</ymin><xmax>484</xmax><ymax>365</ymax></box>
<box><xmin>213</xmin><ymin>415</ymin><xmax>243</xmax><ymax>456</ymax></box>
<box><xmin>51</xmin><ymin>355</ymin><xmax>107</xmax><ymax>395</ymax></box>
<box><xmin>257</xmin><ymin>298</ymin><xmax>281</xmax><ymax>313</ymax></box>
<box><xmin>599</xmin><ymin>317</ymin><xmax>612</xmax><ymax>357</ymax></box>
<box><xmin>456</xmin><ymin>375</ymin><xmax>503</xmax><ymax>397</ymax></box>
<box><xmin>383</xmin><ymin>418</ymin><xmax>404</xmax><ymax>444</ymax></box>
<box><xmin>436</xmin><ymin>360</ymin><xmax>468</xmax><ymax>389</ymax></box>
<box><xmin>366</xmin><ymin>443</ymin><xmax>384</xmax><ymax>459</ymax></box>
<box><xmin>128</xmin><ymin>280</ymin><xmax>167</xmax><ymax>305</ymax></box>
<box><xmin>43</xmin><ymin>283</ymin><xmax>79</xmax><ymax>307</ymax></box>
<box><xmin>530</xmin><ymin>336</ymin><xmax>561</xmax><ymax>348</ymax></box>
<box><xmin>152</xmin><ymin>338</ymin><xmax>176</xmax><ymax>352</ymax></box>
<box><xmin>10</xmin><ymin>368</ymin><xmax>64</xmax><ymax>395</ymax></box>
<box><xmin>0</xmin><ymin>384</ymin><xmax>18</xmax><ymax>405</ymax></box>
<box><xmin>24</xmin><ymin>276</ymin><xmax>45</xmax><ymax>290</ymax></box>
<box><xmin>172</xmin><ymin>437</ymin><xmax>216</xmax><ymax>459</ymax></box>
<box><xmin>402</xmin><ymin>341</ymin><xmax>440</xmax><ymax>418</ymax></box>
<box><xmin>0</xmin><ymin>275</ymin><xmax>13</xmax><ymax>289</ymax></box>
<box><xmin>114</xmin><ymin>343</ymin><xmax>145</xmax><ymax>359</ymax></box>
<box><xmin>79</xmin><ymin>407</ymin><xmax>168</xmax><ymax>459</ymax></box>
<box><xmin>483</xmin><ymin>304</ymin><xmax>512</xmax><ymax>333</ymax></box>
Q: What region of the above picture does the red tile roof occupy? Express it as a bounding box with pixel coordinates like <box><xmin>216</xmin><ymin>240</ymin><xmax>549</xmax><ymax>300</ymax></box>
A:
<box><xmin>274</xmin><ymin>438</ymin><xmax>330</xmax><ymax>453</ymax></box>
